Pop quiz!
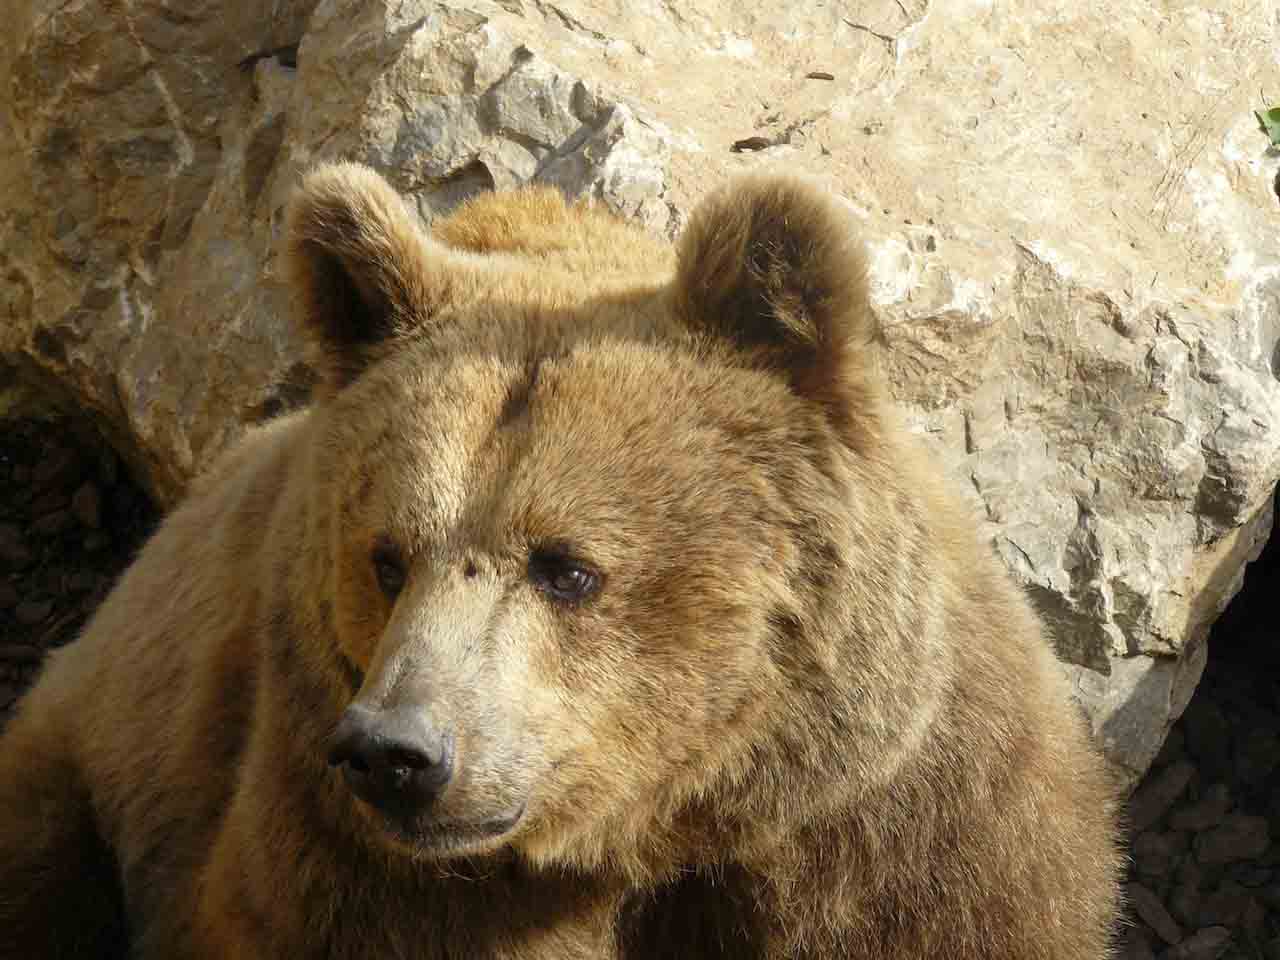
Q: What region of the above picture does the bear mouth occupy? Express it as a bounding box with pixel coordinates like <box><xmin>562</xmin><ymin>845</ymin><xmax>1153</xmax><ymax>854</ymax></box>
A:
<box><xmin>373</xmin><ymin>803</ymin><xmax>528</xmax><ymax>859</ymax></box>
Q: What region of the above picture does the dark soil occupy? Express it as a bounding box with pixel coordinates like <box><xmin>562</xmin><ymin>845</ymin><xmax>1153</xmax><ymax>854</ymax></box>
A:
<box><xmin>0</xmin><ymin>417</ymin><xmax>157</xmax><ymax>719</ymax></box>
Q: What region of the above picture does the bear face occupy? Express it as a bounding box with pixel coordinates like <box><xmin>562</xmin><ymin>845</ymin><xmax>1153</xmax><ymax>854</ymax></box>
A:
<box><xmin>285</xmin><ymin>165</ymin><xmax>904</xmax><ymax>876</ymax></box>
<box><xmin>313</xmin><ymin>342</ymin><xmax>810</xmax><ymax>866</ymax></box>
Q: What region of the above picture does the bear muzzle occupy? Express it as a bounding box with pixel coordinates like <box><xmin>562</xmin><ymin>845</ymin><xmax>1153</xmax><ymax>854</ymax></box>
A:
<box><xmin>326</xmin><ymin>704</ymin><xmax>455</xmax><ymax>817</ymax></box>
<box><xmin>325</xmin><ymin>703</ymin><xmax>528</xmax><ymax>855</ymax></box>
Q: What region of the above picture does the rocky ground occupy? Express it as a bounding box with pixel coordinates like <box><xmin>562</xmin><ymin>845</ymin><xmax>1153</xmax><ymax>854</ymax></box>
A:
<box><xmin>0</xmin><ymin>417</ymin><xmax>157</xmax><ymax>718</ymax></box>
<box><xmin>1</xmin><ymin>416</ymin><xmax>1278</xmax><ymax>960</ymax></box>
<box><xmin>1119</xmin><ymin>499</ymin><xmax>1280</xmax><ymax>960</ymax></box>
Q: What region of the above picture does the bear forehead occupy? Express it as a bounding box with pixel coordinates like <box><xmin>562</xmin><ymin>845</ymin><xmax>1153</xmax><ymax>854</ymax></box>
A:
<box><xmin>322</xmin><ymin>337</ymin><xmax>798</xmax><ymax>552</ymax></box>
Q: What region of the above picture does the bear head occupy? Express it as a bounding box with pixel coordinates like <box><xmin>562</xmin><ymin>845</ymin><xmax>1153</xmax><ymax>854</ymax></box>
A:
<box><xmin>283</xmin><ymin>163</ymin><xmax>911</xmax><ymax>879</ymax></box>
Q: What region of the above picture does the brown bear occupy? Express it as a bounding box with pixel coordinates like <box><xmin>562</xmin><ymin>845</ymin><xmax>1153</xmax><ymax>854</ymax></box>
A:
<box><xmin>0</xmin><ymin>162</ymin><xmax>1122</xmax><ymax>959</ymax></box>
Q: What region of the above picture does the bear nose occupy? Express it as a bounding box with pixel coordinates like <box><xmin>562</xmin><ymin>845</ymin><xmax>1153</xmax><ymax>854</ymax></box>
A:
<box><xmin>326</xmin><ymin>705</ymin><xmax>455</xmax><ymax>815</ymax></box>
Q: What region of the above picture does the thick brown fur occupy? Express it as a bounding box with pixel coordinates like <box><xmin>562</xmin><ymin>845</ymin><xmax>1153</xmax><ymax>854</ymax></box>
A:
<box><xmin>0</xmin><ymin>163</ymin><xmax>1122</xmax><ymax>959</ymax></box>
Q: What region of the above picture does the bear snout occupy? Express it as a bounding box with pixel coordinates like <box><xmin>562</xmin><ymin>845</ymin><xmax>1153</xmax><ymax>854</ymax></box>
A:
<box><xmin>326</xmin><ymin>704</ymin><xmax>455</xmax><ymax>817</ymax></box>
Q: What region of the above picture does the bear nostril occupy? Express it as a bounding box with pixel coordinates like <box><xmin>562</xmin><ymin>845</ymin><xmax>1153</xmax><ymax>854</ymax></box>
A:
<box><xmin>326</xmin><ymin>734</ymin><xmax>357</xmax><ymax>768</ymax></box>
<box><xmin>385</xmin><ymin>747</ymin><xmax>428</xmax><ymax>771</ymax></box>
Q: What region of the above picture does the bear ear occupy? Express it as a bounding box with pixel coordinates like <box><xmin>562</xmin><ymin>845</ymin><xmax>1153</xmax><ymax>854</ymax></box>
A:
<box><xmin>285</xmin><ymin>162</ymin><xmax>463</xmax><ymax>392</ymax></box>
<box><xmin>673</xmin><ymin>175</ymin><xmax>881</xmax><ymax>441</ymax></box>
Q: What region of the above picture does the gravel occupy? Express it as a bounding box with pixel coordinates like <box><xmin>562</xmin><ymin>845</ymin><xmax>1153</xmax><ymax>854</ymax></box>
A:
<box><xmin>0</xmin><ymin>417</ymin><xmax>156</xmax><ymax>719</ymax></box>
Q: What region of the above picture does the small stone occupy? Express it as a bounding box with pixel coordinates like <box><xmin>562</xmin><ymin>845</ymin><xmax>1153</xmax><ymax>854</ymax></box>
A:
<box><xmin>1128</xmin><ymin>760</ymin><xmax>1195</xmax><ymax>833</ymax></box>
<box><xmin>1176</xmin><ymin>858</ymin><xmax>1203</xmax><ymax>886</ymax></box>
<box><xmin>1119</xmin><ymin>925</ymin><xmax>1157</xmax><ymax>960</ymax></box>
<box><xmin>1170</xmin><ymin>784</ymin><xmax>1232</xmax><ymax>833</ymax></box>
<box><xmin>13</xmin><ymin>599</ymin><xmax>53</xmax><ymax>625</ymax></box>
<box><xmin>1133</xmin><ymin>830</ymin><xmax>1185</xmax><ymax>876</ymax></box>
<box><xmin>1242</xmin><ymin>897</ymin><xmax>1267</xmax><ymax>945</ymax></box>
<box><xmin>1127</xmin><ymin>881</ymin><xmax>1182</xmax><ymax>945</ymax></box>
<box><xmin>30</xmin><ymin>490</ymin><xmax>68</xmax><ymax>515</ymax></box>
<box><xmin>31</xmin><ymin>509</ymin><xmax>73</xmax><ymax>537</ymax></box>
<box><xmin>1226</xmin><ymin>863</ymin><xmax>1273</xmax><ymax>888</ymax></box>
<box><xmin>0</xmin><ymin>524</ymin><xmax>32</xmax><ymax>571</ymax></box>
<box><xmin>1162</xmin><ymin>926</ymin><xmax>1231</xmax><ymax>960</ymax></box>
<box><xmin>1195</xmin><ymin>816</ymin><xmax>1270</xmax><ymax>865</ymax></box>
<box><xmin>1196</xmin><ymin>881</ymin><xmax>1252</xmax><ymax>926</ymax></box>
<box><xmin>1168</xmin><ymin>880</ymin><xmax>1202</xmax><ymax>928</ymax></box>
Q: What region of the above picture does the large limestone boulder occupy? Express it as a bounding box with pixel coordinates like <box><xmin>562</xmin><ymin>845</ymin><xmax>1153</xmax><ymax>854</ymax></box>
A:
<box><xmin>3</xmin><ymin>0</ymin><xmax>1279</xmax><ymax>789</ymax></box>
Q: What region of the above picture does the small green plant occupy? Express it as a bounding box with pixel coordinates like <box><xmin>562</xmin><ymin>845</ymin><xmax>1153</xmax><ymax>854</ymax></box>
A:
<box><xmin>1256</xmin><ymin>96</ymin><xmax>1280</xmax><ymax>147</ymax></box>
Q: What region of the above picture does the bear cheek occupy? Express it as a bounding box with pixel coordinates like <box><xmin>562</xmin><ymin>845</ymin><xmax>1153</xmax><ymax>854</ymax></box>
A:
<box><xmin>331</xmin><ymin>558</ymin><xmax>390</xmax><ymax>675</ymax></box>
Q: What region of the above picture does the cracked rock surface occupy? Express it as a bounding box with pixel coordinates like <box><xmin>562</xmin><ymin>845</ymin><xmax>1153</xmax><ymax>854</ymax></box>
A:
<box><xmin>2</xmin><ymin>0</ymin><xmax>1279</xmax><ymax>788</ymax></box>
<box><xmin>1119</xmin><ymin>519</ymin><xmax>1280</xmax><ymax>958</ymax></box>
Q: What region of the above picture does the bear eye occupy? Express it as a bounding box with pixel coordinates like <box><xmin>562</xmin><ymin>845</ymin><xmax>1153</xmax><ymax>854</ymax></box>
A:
<box><xmin>529</xmin><ymin>547</ymin><xmax>601</xmax><ymax>604</ymax></box>
<box><xmin>371</xmin><ymin>538</ymin><xmax>407</xmax><ymax>600</ymax></box>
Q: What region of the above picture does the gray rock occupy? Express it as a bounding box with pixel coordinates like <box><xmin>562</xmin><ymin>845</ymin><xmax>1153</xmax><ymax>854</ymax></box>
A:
<box><xmin>1128</xmin><ymin>761</ymin><xmax>1196</xmax><ymax>833</ymax></box>
<box><xmin>1170</xmin><ymin>784</ymin><xmax>1233</xmax><ymax>834</ymax></box>
<box><xmin>1133</xmin><ymin>830</ymin><xmax>1187</xmax><ymax>878</ymax></box>
<box><xmin>1241</xmin><ymin>897</ymin><xmax>1267</xmax><ymax>947</ymax></box>
<box><xmin>1119</xmin><ymin>925</ymin><xmax>1158</xmax><ymax>960</ymax></box>
<box><xmin>1195</xmin><ymin>816</ymin><xmax>1270</xmax><ymax>866</ymax></box>
<box><xmin>535</xmin><ymin>103</ymin><xmax>675</xmax><ymax>235</ymax></box>
<box><xmin>1127</xmin><ymin>881</ymin><xmax>1183</xmax><ymax>946</ymax></box>
<box><xmin>1162</xmin><ymin>926</ymin><xmax>1232</xmax><ymax>960</ymax></box>
<box><xmin>1168</xmin><ymin>878</ymin><xmax>1203</xmax><ymax>929</ymax></box>
<box><xmin>1071</xmin><ymin>649</ymin><xmax>1206</xmax><ymax>794</ymax></box>
<box><xmin>1195</xmin><ymin>881</ymin><xmax>1253</xmax><ymax>927</ymax></box>
<box><xmin>1225</xmin><ymin>864</ymin><xmax>1273</xmax><ymax>888</ymax></box>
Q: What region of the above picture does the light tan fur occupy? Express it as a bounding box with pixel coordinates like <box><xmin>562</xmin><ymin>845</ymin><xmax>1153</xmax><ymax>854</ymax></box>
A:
<box><xmin>0</xmin><ymin>163</ymin><xmax>1122</xmax><ymax>959</ymax></box>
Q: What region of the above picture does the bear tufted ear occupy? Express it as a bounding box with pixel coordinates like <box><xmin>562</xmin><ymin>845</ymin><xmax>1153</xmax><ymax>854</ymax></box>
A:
<box><xmin>285</xmin><ymin>162</ymin><xmax>469</xmax><ymax>393</ymax></box>
<box><xmin>673</xmin><ymin>175</ymin><xmax>882</xmax><ymax>443</ymax></box>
